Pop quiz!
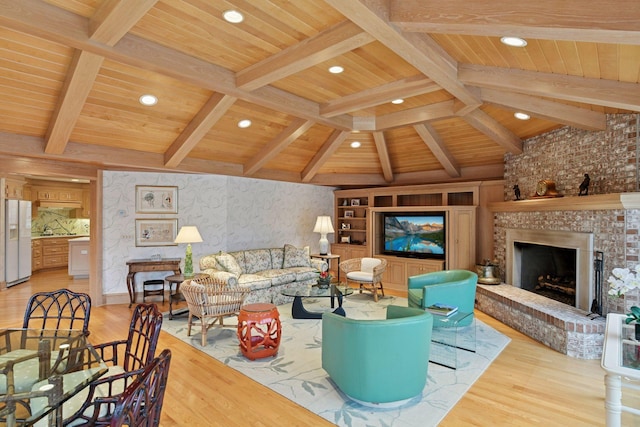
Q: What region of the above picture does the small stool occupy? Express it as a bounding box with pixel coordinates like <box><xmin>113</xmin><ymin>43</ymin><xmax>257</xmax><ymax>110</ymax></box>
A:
<box><xmin>237</xmin><ymin>303</ymin><xmax>281</xmax><ymax>360</ymax></box>
<box><xmin>143</xmin><ymin>279</ymin><xmax>165</xmax><ymax>303</ymax></box>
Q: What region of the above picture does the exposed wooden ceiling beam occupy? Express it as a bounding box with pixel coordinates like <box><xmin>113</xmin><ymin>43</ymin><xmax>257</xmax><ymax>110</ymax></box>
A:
<box><xmin>321</xmin><ymin>75</ymin><xmax>441</xmax><ymax>117</ymax></box>
<box><xmin>459</xmin><ymin>64</ymin><xmax>640</xmax><ymax>112</ymax></box>
<box><xmin>243</xmin><ymin>119</ymin><xmax>315</xmax><ymax>176</ymax></box>
<box><xmin>301</xmin><ymin>130</ymin><xmax>350</xmax><ymax>182</ymax></box>
<box><xmin>324</xmin><ymin>0</ymin><xmax>481</xmax><ymax>107</ymax></box>
<box><xmin>459</xmin><ymin>109</ymin><xmax>523</xmax><ymax>154</ymax></box>
<box><xmin>413</xmin><ymin>124</ymin><xmax>460</xmax><ymax>178</ymax></box>
<box><xmin>389</xmin><ymin>0</ymin><xmax>640</xmax><ymax>45</ymax></box>
<box><xmin>90</xmin><ymin>0</ymin><xmax>158</xmax><ymax>45</ymax></box>
<box><xmin>44</xmin><ymin>51</ymin><xmax>104</xmax><ymax>155</ymax></box>
<box><xmin>372</xmin><ymin>131</ymin><xmax>393</xmax><ymax>182</ymax></box>
<box><xmin>375</xmin><ymin>100</ymin><xmax>454</xmax><ymax>130</ymax></box>
<box><xmin>44</xmin><ymin>0</ymin><xmax>156</xmax><ymax>155</ymax></box>
<box><xmin>164</xmin><ymin>94</ymin><xmax>237</xmax><ymax>168</ymax></box>
<box><xmin>237</xmin><ymin>21</ymin><xmax>374</xmax><ymax>91</ymax></box>
<box><xmin>0</xmin><ymin>0</ymin><xmax>353</xmax><ymax>131</ymax></box>
<box><xmin>478</xmin><ymin>88</ymin><xmax>607</xmax><ymax>131</ymax></box>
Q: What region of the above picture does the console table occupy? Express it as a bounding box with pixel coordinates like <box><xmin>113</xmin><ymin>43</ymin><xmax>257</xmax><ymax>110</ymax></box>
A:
<box><xmin>126</xmin><ymin>258</ymin><xmax>181</xmax><ymax>307</ymax></box>
<box><xmin>602</xmin><ymin>313</ymin><xmax>640</xmax><ymax>426</ymax></box>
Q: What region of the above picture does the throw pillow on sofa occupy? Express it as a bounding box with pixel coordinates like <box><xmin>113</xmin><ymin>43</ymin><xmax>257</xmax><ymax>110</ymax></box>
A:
<box><xmin>216</xmin><ymin>252</ymin><xmax>243</xmax><ymax>277</ymax></box>
<box><xmin>283</xmin><ymin>244</ymin><xmax>311</xmax><ymax>268</ymax></box>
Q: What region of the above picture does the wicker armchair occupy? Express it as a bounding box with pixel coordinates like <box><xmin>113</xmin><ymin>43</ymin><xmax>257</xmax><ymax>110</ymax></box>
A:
<box><xmin>181</xmin><ymin>277</ymin><xmax>251</xmax><ymax>346</ymax></box>
<box><xmin>339</xmin><ymin>257</ymin><xmax>387</xmax><ymax>302</ymax></box>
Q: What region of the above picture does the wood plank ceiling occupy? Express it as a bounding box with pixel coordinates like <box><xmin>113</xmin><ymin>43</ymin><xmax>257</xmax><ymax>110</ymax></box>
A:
<box><xmin>0</xmin><ymin>0</ymin><xmax>637</xmax><ymax>187</ymax></box>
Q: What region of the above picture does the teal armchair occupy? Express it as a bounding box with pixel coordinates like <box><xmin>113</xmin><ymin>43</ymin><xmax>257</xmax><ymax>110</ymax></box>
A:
<box><xmin>321</xmin><ymin>305</ymin><xmax>432</xmax><ymax>405</ymax></box>
<box><xmin>407</xmin><ymin>270</ymin><xmax>478</xmax><ymax>326</ymax></box>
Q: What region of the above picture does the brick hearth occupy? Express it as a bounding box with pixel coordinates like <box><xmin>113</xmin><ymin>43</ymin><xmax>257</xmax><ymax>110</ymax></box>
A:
<box><xmin>475</xmin><ymin>284</ymin><xmax>605</xmax><ymax>359</ymax></box>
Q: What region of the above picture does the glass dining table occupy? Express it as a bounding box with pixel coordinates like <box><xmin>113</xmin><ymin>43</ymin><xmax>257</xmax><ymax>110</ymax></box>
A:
<box><xmin>0</xmin><ymin>328</ymin><xmax>107</xmax><ymax>427</ymax></box>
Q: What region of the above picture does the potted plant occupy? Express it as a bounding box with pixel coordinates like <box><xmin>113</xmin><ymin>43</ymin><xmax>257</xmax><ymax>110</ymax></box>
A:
<box><xmin>608</xmin><ymin>265</ymin><xmax>640</xmax><ymax>340</ymax></box>
<box><xmin>317</xmin><ymin>271</ymin><xmax>331</xmax><ymax>289</ymax></box>
<box><xmin>627</xmin><ymin>306</ymin><xmax>640</xmax><ymax>341</ymax></box>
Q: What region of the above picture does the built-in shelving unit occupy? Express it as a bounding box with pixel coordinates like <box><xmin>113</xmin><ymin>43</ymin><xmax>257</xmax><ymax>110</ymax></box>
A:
<box><xmin>333</xmin><ymin>183</ymin><xmax>488</xmax><ymax>294</ymax></box>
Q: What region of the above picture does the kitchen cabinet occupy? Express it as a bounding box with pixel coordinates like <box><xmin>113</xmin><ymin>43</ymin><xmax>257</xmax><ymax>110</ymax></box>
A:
<box><xmin>5</xmin><ymin>178</ymin><xmax>26</xmax><ymax>200</ymax></box>
<box><xmin>32</xmin><ymin>239</ymin><xmax>42</xmax><ymax>271</ymax></box>
<box><xmin>41</xmin><ymin>237</ymin><xmax>71</xmax><ymax>269</ymax></box>
<box><xmin>35</xmin><ymin>188</ymin><xmax>81</xmax><ymax>202</ymax></box>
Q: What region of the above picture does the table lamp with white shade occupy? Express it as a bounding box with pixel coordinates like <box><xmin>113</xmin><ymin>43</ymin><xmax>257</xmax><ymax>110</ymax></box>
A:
<box><xmin>313</xmin><ymin>216</ymin><xmax>334</xmax><ymax>255</ymax></box>
<box><xmin>174</xmin><ymin>226</ymin><xmax>203</xmax><ymax>277</ymax></box>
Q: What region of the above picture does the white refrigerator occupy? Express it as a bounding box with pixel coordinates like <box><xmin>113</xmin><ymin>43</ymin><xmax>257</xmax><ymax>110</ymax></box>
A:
<box><xmin>5</xmin><ymin>199</ymin><xmax>32</xmax><ymax>286</ymax></box>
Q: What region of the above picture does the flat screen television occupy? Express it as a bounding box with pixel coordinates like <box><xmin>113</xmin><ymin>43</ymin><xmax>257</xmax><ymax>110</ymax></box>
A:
<box><xmin>383</xmin><ymin>212</ymin><xmax>446</xmax><ymax>260</ymax></box>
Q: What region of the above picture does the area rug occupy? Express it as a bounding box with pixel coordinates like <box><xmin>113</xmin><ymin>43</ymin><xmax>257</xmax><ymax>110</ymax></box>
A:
<box><xmin>161</xmin><ymin>294</ymin><xmax>510</xmax><ymax>427</ymax></box>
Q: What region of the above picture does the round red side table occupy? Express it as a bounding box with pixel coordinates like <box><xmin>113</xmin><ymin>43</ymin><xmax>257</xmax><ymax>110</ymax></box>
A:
<box><xmin>237</xmin><ymin>303</ymin><xmax>282</xmax><ymax>360</ymax></box>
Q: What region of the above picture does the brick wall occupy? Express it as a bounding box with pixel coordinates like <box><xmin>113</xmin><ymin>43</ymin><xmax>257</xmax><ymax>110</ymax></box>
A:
<box><xmin>496</xmin><ymin>114</ymin><xmax>639</xmax><ymax>315</ymax></box>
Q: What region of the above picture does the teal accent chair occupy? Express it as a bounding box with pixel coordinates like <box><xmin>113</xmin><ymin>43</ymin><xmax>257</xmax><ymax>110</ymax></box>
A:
<box><xmin>407</xmin><ymin>270</ymin><xmax>478</xmax><ymax>327</ymax></box>
<box><xmin>321</xmin><ymin>305</ymin><xmax>433</xmax><ymax>406</ymax></box>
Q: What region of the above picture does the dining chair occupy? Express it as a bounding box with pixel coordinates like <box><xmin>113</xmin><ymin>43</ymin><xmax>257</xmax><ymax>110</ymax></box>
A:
<box><xmin>22</xmin><ymin>288</ymin><xmax>92</xmax><ymax>336</ymax></box>
<box><xmin>51</xmin><ymin>303</ymin><xmax>163</xmax><ymax>426</ymax></box>
<box><xmin>108</xmin><ymin>349</ymin><xmax>172</xmax><ymax>427</ymax></box>
<box><xmin>181</xmin><ymin>276</ymin><xmax>250</xmax><ymax>346</ymax></box>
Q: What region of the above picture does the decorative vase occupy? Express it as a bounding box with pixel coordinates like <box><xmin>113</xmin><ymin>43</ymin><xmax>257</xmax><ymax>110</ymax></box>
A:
<box><xmin>317</xmin><ymin>278</ymin><xmax>330</xmax><ymax>289</ymax></box>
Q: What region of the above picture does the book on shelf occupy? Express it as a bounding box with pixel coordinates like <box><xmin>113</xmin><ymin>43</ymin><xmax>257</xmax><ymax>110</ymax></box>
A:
<box><xmin>425</xmin><ymin>303</ymin><xmax>458</xmax><ymax>317</ymax></box>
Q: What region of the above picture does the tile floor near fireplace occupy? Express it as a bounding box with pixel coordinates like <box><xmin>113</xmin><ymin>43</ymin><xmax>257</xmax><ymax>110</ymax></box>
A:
<box><xmin>476</xmin><ymin>284</ymin><xmax>605</xmax><ymax>359</ymax></box>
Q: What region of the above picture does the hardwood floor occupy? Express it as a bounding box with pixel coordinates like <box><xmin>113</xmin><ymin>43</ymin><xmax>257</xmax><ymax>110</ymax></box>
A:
<box><xmin>0</xmin><ymin>269</ymin><xmax>624</xmax><ymax>426</ymax></box>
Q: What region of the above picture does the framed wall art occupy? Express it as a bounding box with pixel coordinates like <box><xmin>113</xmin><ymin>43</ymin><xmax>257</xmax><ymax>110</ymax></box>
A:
<box><xmin>135</xmin><ymin>185</ymin><xmax>178</xmax><ymax>214</ymax></box>
<box><xmin>135</xmin><ymin>219</ymin><xmax>178</xmax><ymax>247</ymax></box>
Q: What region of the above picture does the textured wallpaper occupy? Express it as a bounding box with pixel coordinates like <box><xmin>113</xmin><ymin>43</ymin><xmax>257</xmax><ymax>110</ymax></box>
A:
<box><xmin>102</xmin><ymin>171</ymin><xmax>335</xmax><ymax>296</ymax></box>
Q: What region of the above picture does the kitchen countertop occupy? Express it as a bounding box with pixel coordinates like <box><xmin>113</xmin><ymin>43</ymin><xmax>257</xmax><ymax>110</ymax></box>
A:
<box><xmin>68</xmin><ymin>237</ymin><xmax>90</xmax><ymax>242</ymax></box>
<box><xmin>32</xmin><ymin>234</ymin><xmax>90</xmax><ymax>240</ymax></box>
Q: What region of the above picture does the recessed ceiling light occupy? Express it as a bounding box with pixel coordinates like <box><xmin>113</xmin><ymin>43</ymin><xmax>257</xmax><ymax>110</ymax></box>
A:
<box><xmin>500</xmin><ymin>36</ymin><xmax>527</xmax><ymax>47</ymax></box>
<box><xmin>328</xmin><ymin>65</ymin><xmax>344</xmax><ymax>74</ymax></box>
<box><xmin>514</xmin><ymin>112</ymin><xmax>531</xmax><ymax>120</ymax></box>
<box><xmin>139</xmin><ymin>94</ymin><xmax>157</xmax><ymax>106</ymax></box>
<box><xmin>237</xmin><ymin>119</ymin><xmax>252</xmax><ymax>128</ymax></box>
<box><xmin>391</xmin><ymin>99</ymin><xmax>404</xmax><ymax>104</ymax></box>
<box><xmin>350</xmin><ymin>141</ymin><xmax>361</xmax><ymax>148</ymax></box>
<box><xmin>223</xmin><ymin>10</ymin><xmax>244</xmax><ymax>23</ymax></box>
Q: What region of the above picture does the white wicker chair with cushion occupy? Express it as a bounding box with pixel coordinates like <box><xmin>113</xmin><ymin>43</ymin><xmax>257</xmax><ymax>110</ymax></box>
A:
<box><xmin>181</xmin><ymin>276</ymin><xmax>250</xmax><ymax>346</ymax></box>
<box><xmin>340</xmin><ymin>257</ymin><xmax>387</xmax><ymax>302</ymax></box>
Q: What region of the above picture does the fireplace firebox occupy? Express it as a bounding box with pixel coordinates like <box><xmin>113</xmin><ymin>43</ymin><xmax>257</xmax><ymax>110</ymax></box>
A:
<box><xmin>506</xmin><ymin>229</ymin><xmax>594</xmax><ymax>312</ymax></box>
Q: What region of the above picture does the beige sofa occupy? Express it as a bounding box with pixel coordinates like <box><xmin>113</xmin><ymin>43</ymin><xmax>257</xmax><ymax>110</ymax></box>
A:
<box><xmin>198</xmin><ymin>244</ymin><xmax>327</xmax><ymax>305</ymax></box>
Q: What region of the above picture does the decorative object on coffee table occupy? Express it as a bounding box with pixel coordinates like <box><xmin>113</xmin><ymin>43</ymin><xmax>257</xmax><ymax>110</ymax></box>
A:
<box><xmin>174</xmin><ymin>226</ymin><xmax>203</xmax><ymax>277</ymax></box>
<box><xmin>313</xmin><ymin>216</ymin><xmax>334</xmax><ymax>255</ymax></box>
<box><xmin>317</xmin><ymin>271</ymin><xmax>331</xmax><ymax>289</ymax></box>
<box><xmin>237</xmin><ymin>303</ymin><xmax>281</xmax><ymax>360</ymax></box>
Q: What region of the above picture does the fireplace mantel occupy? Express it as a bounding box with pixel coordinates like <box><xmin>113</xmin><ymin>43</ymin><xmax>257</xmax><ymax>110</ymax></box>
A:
<box><xmin>489</xmin><ymin>192</ymin><xmax>640</xmax><ymax>212</ymax></box>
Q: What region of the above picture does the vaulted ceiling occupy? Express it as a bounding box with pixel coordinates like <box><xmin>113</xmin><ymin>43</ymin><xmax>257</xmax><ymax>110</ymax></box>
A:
<box><xmin>0</xmin><ymin>0</ymin><xmax>637</xmax><ymax>187</ymax></box>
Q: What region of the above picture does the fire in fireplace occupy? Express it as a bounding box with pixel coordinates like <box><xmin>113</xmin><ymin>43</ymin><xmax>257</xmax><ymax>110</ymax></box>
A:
<box><xmin>506</xmin><ymin>229</ymin><xmax>594</xmax><ymax>312</ymax></box>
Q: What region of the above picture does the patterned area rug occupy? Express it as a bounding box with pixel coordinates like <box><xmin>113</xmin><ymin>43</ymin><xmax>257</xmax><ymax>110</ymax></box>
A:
<box><xmin>161</xmin><ymin>294</ymin><xmax>510</xmax><ymax>427</ymax></box>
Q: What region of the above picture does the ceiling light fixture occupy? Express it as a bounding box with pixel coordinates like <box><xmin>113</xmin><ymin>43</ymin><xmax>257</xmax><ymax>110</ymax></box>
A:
<box><xmin>500</xmin><ymin>36</ymin><xmax>527</xmax><ymax>47</ymax></box>
<box><xmin>514</xmin><ymin>112</ymin><xmax>531</xmax><ymax>120</ymax></box>
<box><xmin>328</xmin><ymin>65</ymin><xmax>344</xmax><ymax>74</ymax></box>
<box><xmin>391</xmin><ymin>99</ymin><xmax>404</xmax><ymax>104</ymax></box>
<box><xmin>350</xmin><ymin>141</ymin><xmax>361</xmax><ymax>148</ymax></box>
<box><xmin>139</xmin><ymin>94</ymin><xmax>157</xmax><ymax>106</ymax></box>
<box><xmin>223</xmin><ymin>10</ymin><xmax>244</xmax><ymax>23</ymax></box>
<box><xmin>238</xmin><ymin>119</ymin><xmax>252</xmax><ymax>128</ymax></box>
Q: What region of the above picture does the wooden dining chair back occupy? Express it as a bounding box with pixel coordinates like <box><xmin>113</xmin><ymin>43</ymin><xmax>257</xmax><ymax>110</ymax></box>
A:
<box><xmin>60</xmin><ymin>303</ymin><xmax>163</xmax><ymax>426</ymax></box>
<box><xmin>22</xmin><ymin>288</ymin><xmax>91</xmax><ymax>336</ymax></box>
<box><xmin>109</xmin><ymin>349</ymin><xmax>172</xmax><ymax>427</ymax></box>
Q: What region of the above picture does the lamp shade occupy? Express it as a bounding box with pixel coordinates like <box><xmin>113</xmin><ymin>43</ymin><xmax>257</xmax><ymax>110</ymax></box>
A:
<box><xmin>174</xmin><ymin>226</ymin><xmax>203</xmax><ymax>244</ymax></box>
<box><xmin>313</xmin><ymin>216</ymin><xmax>334</xmax><ymax>234</ymax></box>
<box><xmin>314</xmin><ymin>216</ymin><xmax>334</xmax><ymax>255</ymax></box>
